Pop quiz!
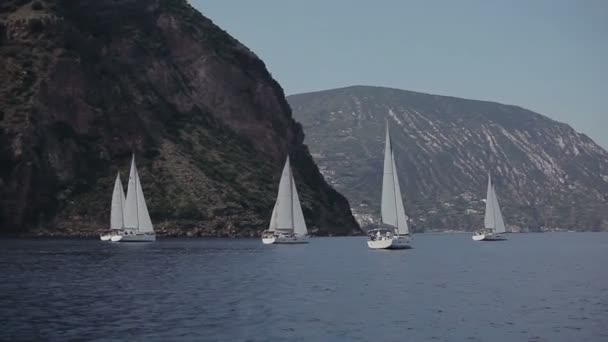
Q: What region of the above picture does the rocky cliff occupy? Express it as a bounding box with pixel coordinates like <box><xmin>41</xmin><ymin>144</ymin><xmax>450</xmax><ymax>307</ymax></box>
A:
<box><xmin>288</xmin><ymin>86</ymin><xmax>608</xmax><ymax>232</ymax></box>
<box><xmin>0</xmin><ymin>0</ymin><xmax>359</xmax><ymax>236</ymax></box>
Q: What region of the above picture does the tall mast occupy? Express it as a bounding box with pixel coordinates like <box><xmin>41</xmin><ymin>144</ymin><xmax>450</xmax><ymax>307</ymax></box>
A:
<box><xmin>133</xmin><ymin>154</ymin><xmax>139</xmax><ymax>230</ymax></box>
<box><xmin>289</xmin><ymin>156</ymin><xmax>294</xmax><ymax>231</ymax></box>
<box><xmin>388</xmin><ymin>121</ymin><xmax>399</xmax><ymax>231</ymax></box>
<box><xmin>120</xmin><ymin>171</ymin><xmax>125</xmax><ymax>228</ymax></box>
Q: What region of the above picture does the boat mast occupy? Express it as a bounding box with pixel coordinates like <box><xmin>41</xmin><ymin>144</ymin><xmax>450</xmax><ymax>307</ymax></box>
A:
<box><xmin>492</xmin><ymin>182</ymin><xmax>497</xmax><ymax>233</ymax></box>
<box><xmin>289</xmin><ymin>156</ymin><xmax>295</xmax><ymax>232</ymax></box>
<box><xmin>120</xmin><ymin>171</ymin><xmax>125</xmax><ymax>228</ymax></box>
<box><xmin>487</xmin><ymin>172</ymin><xmax>494</xmax><ymax>233</ymax></box>
<box><xmin>393</xmin><ymin>160</ymin><xmax>400</xmax><ymax>232</ymax></box>
<box><xmin>388</xmin><ymin>121</ymin><xmax>399</xmax><ymax>233</ymax></box>
<box><xmin>134</xmin><ymin>155</ymin><xmax>139</xmax><ymax>230</ymax></box>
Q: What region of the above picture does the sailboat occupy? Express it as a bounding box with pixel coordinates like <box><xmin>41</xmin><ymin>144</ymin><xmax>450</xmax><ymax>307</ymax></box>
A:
<box><xmin>261</xmin><ymin>156</ymin><xmax>309</xmax><ymax>244</ymax></box>
<box><xmin>100</xmin><ymin>172</ymin><xmax>126</xmax><ymax>241</ymax></box>
<box><xmin>110</xmin><ymin>155</ymin><xmax>156</xmax><ymax>242</ymax></box>
<box><xmin>473</xmin><ymin>174</ymin><xmax>507</xmax><ymax>241</ymax></box>
<box><xmin>367</xmin><ymin>122</ymin><xmax>412</xmax><ymax>249</ymax></box>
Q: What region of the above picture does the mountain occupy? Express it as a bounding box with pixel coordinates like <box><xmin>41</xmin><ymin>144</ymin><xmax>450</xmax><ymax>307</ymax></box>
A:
<box><xmin>288</xmin><ymin>85</ymin><xmax>608</xmax><ymax>232</ymax></box>
<box><xmin>0</xmin><ymin>0</ymin><xmax>359</xmax><ymax>237</ymax></box>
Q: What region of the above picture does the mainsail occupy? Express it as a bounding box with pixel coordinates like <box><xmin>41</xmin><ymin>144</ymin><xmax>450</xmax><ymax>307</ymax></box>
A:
<box><xmin>268</xmin><ymin>202</ymin><xmax>278</xmax><ymax>231</ymax></box>
<box><xmin>275</xmin><ymin>157</ymin><xmax>294</xmax><ymax>231</ymax></box>
<box><xmin>484</xmin><ymin>174</ymin><xmax>506</xmax><ymax>233</ymax></box>
<box><xmin>269</xmin><ymin>157</ymin><xmax>308</xmax><ymax>236</ymax></box>
<box><xmin>381</xmin><ymin>122</ymin><xmax>409</xmax><ymax>235</ymax></box>
<box><xmin>291</xmin><ymin>178</ymin><xmax>308</xmax><ymax>237</ymax></box>
<box><xmin>491</xmin><ymin>184</ymin><xmax>506</xmax><ymax>234</ymax></box>
<box><xmin>484</xmin><ymin>175</ymin><xmax>495</xmax><ymax>230</ymax></box>
<box><xmin>110</xmin><ymin>172</ymin><xmax>126</xmax><ymax>230</ymax></box>
<box><xmin>123</xmin><ymin>155</ymin><xmax>154</xmax><ymax>233</ymax></box>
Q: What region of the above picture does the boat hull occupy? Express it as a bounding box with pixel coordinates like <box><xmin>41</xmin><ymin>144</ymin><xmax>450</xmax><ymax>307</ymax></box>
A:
<box><xmin>262</xmin><ymin>235</ymin><xmax>309</xmax><ymax>245</ymax></box>
<box><xmin>472</xmin><ymin>233</ymin><xmax>507</xmax><ymax>241</ymax></box>
<box><xmin>367</xmin><ymin>234</ymin><xmax>412</xmax><ymax>249</ymax></box>
<box><xmin>100</xmin><ymin>230</ymin><xmax>122</xmax><ymax>241</ymax></box>
<box><xmin>262</xmin><ymin>237</ymin><xmax>276</xmax><ymax>245</ymax></box>
<box><xmin>367</xmin><ymin>238</ymin><xmax>394</xmax><ymax>249</ymax></box>
<box><xmin>110</xmin><ymin>233</ymin><xmax>156</xmax><ymax>242</ymax></box>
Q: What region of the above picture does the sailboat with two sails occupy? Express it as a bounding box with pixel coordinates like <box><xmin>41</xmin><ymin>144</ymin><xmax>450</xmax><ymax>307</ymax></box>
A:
<box><xmin>99</xmin><ymin>155</ymin><xmax>156</xmax><ymax>242</ymax></box>
<box><xmin>261</xmin><ymin>156</ymin><xmax>309</xmax><ymax>244</ymax></box>
<box><xmin>367</xmin><ymin>122</ymin><xmax>411</xmax><ymax>249</ymax></box>
<box><xmin>473</xmin><ymin>174</ymin><xmax>507</xmax><ymax>241</ymax></box>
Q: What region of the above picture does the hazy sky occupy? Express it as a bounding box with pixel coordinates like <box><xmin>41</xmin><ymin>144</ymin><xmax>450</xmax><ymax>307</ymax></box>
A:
<box><xmin>190</xmin><ymin>0</ymin><xmax>608</xmax><ymax>148</ymax></box>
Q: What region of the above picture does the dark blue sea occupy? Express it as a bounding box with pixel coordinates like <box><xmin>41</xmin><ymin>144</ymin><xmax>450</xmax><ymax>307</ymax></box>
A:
<box><xmin>1</xmin><ymin>233</ymin><xmax>607</xmax><ymax>341</ymax></box>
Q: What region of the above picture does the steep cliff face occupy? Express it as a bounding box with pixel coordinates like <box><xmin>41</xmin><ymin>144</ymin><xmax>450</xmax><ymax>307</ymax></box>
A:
<box><xmin>0</xmin><ymin>0</ymin><xmax>359</xmax><ymax>236</ymax></box>
<box><xmin>288</xmin><ymin>86</ymin><xmax>608</xmax><ymax>232</ymax></box>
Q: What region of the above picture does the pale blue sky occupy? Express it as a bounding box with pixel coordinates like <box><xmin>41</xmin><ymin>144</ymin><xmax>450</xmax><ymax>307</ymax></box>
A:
<box><xmin>190</xmin><ymin>0</ymin><xmax>608</xmax><ymax>148</ymax></box>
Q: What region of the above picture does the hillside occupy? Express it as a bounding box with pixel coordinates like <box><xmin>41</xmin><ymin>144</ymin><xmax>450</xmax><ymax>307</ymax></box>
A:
<box><xmin>0</xmin><ymin>0</ymin><xmax>359</xmax><ymax>236</ymax></box>
<box><xmin>288</xmin><ymin>85</ymin><xmax>608</xmax><ymax>232</ymax></box>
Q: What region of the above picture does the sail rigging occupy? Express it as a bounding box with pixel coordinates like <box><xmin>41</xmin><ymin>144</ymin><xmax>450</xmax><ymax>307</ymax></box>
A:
<box><xmin>123</xmin><ymin>155</ymin><xmax>154</xmax><ymax>233</ymax></box>
<box><xmin>484</xmin><ymin>174</ymin><xmax>506</xmax><ymax>233</ymax></box>
<box><xmin>269</xmin><ymin>157</ymin><xmax>308</xmax><ymax>236</ymax></box>
<box><xmin>381</xmin><ymin>122</ymin><xmax>409</xmax><ymax>234</ymax></box>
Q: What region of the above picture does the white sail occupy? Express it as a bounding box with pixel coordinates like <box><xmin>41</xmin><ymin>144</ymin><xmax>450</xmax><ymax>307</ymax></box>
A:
<box><xmin>492</xmin><ymin>185</ymin><xmax>506</xmax><ymax>233</ymax></box>
<box><xmin>484</xmin><ymin>174</ymin><xmax>506</xmax><ymax>233</ymax></box>
<box><xmin>392</xmin><ymin>152</ymin><xmax>409</xmax><ymax>234</ymax></box>
<box><xmin>381</xmin><ymin>124</ymin><xmax>397</xmax><ymax>227</ymax></box>
<box><xmin>269</xmin><ymin>156</ymin><xmax>308</xmax><ymax>235</ymax></box>
<box><xmin>135</xmin><ymin>168</ymin><xmax>154</xmax><ymax>233</ymax></box>
<box><xmin>110</xmin><ymin>172</ymin><xmax>126</xmax><ymax>230</ymax></box>
<box><xmin>123</xmin><ymin>156</ymin><xmax>139</xmax><ymax>230</ymax></box>
<box><xmin>123</xmin><ymin>155</ymin><xmax>154</xmax><ymax>233</ymax></box>
<box><xmin>381</xmin><ymin>122</ymin><xmax>409</xmax><ymax>234</ymax></box>
<box><xmin>484</xmin><ymin>174</ymin><xmax>495</xmax><ymax>230</ymax></box>
<box><xmin>268</xmin><ymin>201</ymin><xmax>278</xmax><ymax>231</ymax></box>
<box><xmin>291</xmin><ymin>175</ymin><xmax>308</xmax><ymax>237</ymax></box>
<box><xmin>274</xmin><ymin>157</ymin><xmax>295</xmax><ymax>231</ymax></box>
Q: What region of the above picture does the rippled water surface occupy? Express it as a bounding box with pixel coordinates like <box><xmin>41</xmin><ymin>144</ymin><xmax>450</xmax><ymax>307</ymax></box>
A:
<box><xmin>1</xmin><ymin>233</ymin><xmax>607</xmax><ymax>341</ymax></box>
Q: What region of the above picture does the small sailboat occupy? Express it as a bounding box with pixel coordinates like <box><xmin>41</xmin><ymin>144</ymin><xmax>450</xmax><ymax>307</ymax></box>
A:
<box><xmin>261</xmin><ymin>156</ymin><xmax>309</xmax><ymax>244</ymax></box>
<box><xmin>100</xmin><ymin>172</ymin><xmax>126</xmax><ymax>241</ymax></box>
<box><xmin>473</xmin><ymin>174</ymin><xmax>507</xmax><ymax>241</ymax></box>
<box><xmin>110</xmin><ymin>155</ymin><xmax>156</xmax><ymax>242</ymax></box>
<box><xmin>368</xmin><ymin>122</ymin><xmax>412</xmax><ymax>249</ymax></box>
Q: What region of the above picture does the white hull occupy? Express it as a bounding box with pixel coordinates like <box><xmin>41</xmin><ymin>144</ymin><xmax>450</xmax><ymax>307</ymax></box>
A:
<box><xmin>472</xmin><ymin>233</ymin><xmax>507</xmax><ymax>241</ymax></box>
<box><xmin>110</xmin><ymin>233</ymin><xmax>156</xmax><ymax>242</ymax></box>
<box><xmin>367</xmin><ymin>238</ymin><xmax>394</xmax><ymax>249</ymax></box>
<box><xmin>262</xmin><ymin>237</ymin><xmax>276</xmax><ymax>245</ymax></box>
<box><xmin>261</xmin><ymin>234</ymin><xmax>309</xmax><ymax>245</ymax></box>
<box><xmin>367</xmin><ymin>234</ymin><xmax>412</xmax><ymax>250</ymax></box>
<box><xmin>100</xmin><ymin>230</ymin><xmax>122</xmax><ymax>241</ymax></box>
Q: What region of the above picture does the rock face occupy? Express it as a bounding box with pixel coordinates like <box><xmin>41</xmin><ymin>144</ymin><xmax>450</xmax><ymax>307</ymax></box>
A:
<box><xmin>0</xmin><ymin>0</ymin><xmax>359</xmax><ymax>236</ymax></box>
<box><xmin>288</xmin><ymin>85</ymin><xmax>608</xmax><ymax>232</ymax></box>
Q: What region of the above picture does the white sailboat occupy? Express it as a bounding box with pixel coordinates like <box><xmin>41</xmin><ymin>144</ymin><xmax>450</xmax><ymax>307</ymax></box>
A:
<box><xmin>368</xmin><ymin>122</ymin><xmax>412</xmax><ymax>249</ymax></box>
<box><xmin>110</xmin><ymin>155</ymin><xmax>156</xmax><ymax>242</ymax></box>
<box><xmin>100</xmin><ymin>172</ymin><xmax>126</xmax><ymax>241</ymax></box>
<box><xmin>261</xmin><ymin>156</ymin><xmax>309</xmax><ymax>244</ymax></box>
<box><xmin>473</xmin><ymin>174</ymin><xmax>507</xmax><ymax>241</ymax></box>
